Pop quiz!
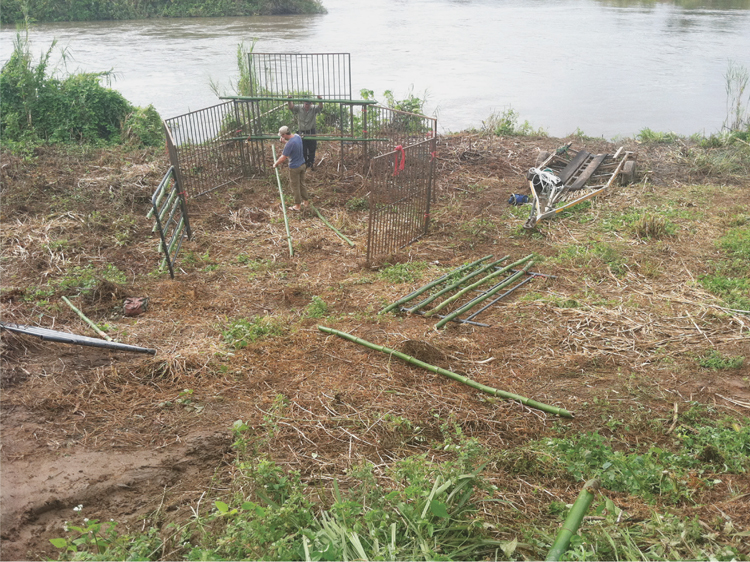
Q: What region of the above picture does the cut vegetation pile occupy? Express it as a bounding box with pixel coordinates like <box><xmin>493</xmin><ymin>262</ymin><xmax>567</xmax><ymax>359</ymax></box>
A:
<box><xmin>1</xmin><ymin>133</ymin><xmax>749</xmax><ymax>561</ymax></box>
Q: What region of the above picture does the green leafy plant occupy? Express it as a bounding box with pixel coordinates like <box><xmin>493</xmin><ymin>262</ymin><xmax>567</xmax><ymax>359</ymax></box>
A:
<box><xmin>378</xmin><ymin>261</ymin><xmax>428</xmax><ymax>284</ymax></box>
<box><xmin>482</xmin><ymin>107</ymin><xmax>546</xmax><ymax>137</ymax></box>
<box><xmin>56</xmin><ymin>264</ymin><xmax>127</xmax><ymax>296</ymax></box>
<box><xmin>699</xmin><ymin>222</ymin><xmax>750</xmax><ymax>310</ymax></box>
<box><xmin>698</xmin><ymin>350</ymin><xmax>745</xmax><ymax>370</ymax></box>
<box><xmin>1</xmin><ymin>27</ymin><xmax>160</xmax><ymax>149</ymax></box>
<box><xmin>221</xmin><ymin>316</ymin><xmax>284</xmax><ymax>349</ymax></box>
<box><xmin>636</xmin><ymin>128</ymin><xmax>680</xmax><ymax>144</ymax></box>
<box><xmin>345</xmin><ymin>196</ymin><xmax>369</xmax><ymax>211</ymax></box>
<box><xmin>304</xmin><ymin>296</ymin><xmax>329</xmax><ymax>318</ymax></box>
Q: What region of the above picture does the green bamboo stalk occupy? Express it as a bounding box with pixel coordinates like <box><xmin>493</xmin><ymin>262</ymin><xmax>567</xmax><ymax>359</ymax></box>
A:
<box><xmin>435</xmin><ymin>262</ymin><xmax>533</xmax><ymax>329</ymax></box>
<box><xmin>546</xmin><ymin>479</ymin><xmax>600</xmax><ymax>561</ymax></box>
<box><xmin>317</xmin><ymin>326</ymin><xmax>573</xmax><ymax>418</ymax></box>
<box><xmin>271</xmin><ymin>145</ymin><xmax>294</xmax><ymax>258</ymax></box>
<box><xmin>424</xmin><ymin>254</ymin><xmax>533</xmax><ymax>317</ymax></box>
<box><xmin>379</xmin><ymin>255</ymin><xmax>493</xmax><ymax>315</ymax></box>
<box><xmin>61</xmin><ymin>296</ymin><xmax>112</xmax><ymax>341</ymax></box>
<box><xmin>309</xmin><ymin>204</ymin><xmax>355</xmax><ymax>247</ymax></box>
<box><xmin>407</xmin><ymin>255</ymin><xmax>510</xmax><ymax>314</ymax></box>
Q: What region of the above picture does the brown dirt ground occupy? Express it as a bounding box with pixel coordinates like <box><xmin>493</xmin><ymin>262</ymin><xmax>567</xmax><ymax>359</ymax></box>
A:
<box><xmin>1</xmin><ymin>134</ymin><xmax>749</xmax><ymax>560</ymax></box>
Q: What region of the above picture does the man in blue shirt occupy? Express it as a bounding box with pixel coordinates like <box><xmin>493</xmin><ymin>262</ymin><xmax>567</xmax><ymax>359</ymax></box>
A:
<box><xmin>273</xmin><ymin>125</ymin><xmax>308</xmax><ymax>211</ymax></box>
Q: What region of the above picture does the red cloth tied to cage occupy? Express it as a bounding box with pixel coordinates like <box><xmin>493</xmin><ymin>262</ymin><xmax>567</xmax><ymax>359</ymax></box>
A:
<box><xmin>393</xmin><ymin>145</ymin><xmax>406</xmax><ymax>176</ymax></box>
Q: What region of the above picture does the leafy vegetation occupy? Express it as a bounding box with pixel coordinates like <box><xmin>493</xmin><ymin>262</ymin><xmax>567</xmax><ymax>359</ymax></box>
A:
<box><xmin>481</xmin><ymin>107</ymin><xmax>546</xmax><ymax>137</ymax></box>
<box><xmin>221</xmin><ymin>316</ymin><xmax>285</xmax><ymax>349</ymax></box>
<box><xmin>525</xmin><ymin>420</ymin><xmax>750</xmax><ymax>504</ymax></box>
<box><xmin>699</xmin><ymin>220</ymin><xmax>750</xmax><ymax>310</ymax></box>
<box><xmin>304</xmin><ymin>296</ymin><xmax>329</xmax><ymax>318</ymax></box>
<box><xmin>378</xmin><ymin>261</ymin><xmax>429</xmax><ymax>284</ymax></box>
<box><xmin>1</xmin><ymin>29</ymin><xmax>162</xmax><ymax>150</ymax></box>
<box><xmin>2</xmin><ymin>0</ymin><xmax>325</xmax><ymax>24</ymax></box>
<box><xmin>56</xmin><ymin>264</ymin><xmax>127</xmax><ymax>297</ymax></box>
<box><xmin>698</xmin><ymin>349</ymin><xmax>745</xmax><ymax>370</ymax></box>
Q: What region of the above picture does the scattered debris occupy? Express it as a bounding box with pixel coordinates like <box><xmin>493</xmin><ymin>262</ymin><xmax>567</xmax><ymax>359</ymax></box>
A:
<box><xmin>124</xmin><ymin>297</ymin><xmax>149</xmax><ymax>317</ymax></box>
<box><xmin>524</xmin><ymin>144</ymin><xmax>636</xmax><ymax>228</ymax></box>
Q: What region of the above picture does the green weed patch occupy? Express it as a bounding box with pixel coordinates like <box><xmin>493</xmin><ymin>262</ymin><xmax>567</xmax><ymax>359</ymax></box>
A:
<box><xmin>221</xmin><ymin>316</ymin><xmax>285</xmax><ymax>349</ymax></box>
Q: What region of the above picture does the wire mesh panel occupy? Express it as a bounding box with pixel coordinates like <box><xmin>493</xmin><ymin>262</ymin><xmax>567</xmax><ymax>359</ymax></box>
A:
<box><xmin>361</xmin><ymin>105</ymin><xmax>437</xmax><ymax>159</ymax></box>
<box><xmin>367</xmin><ymin>139</ymin><xmax>436</xmax><ymax>263</ymax></box>
<box><xmin>163</xmin><ymin>102</ymin><xmax>250</xmax><ymax>198</ymax></box>
<box><xmin>248</xmin><ymin>53</ymin><xmax>352</xmax><ymax>99</ymax></box>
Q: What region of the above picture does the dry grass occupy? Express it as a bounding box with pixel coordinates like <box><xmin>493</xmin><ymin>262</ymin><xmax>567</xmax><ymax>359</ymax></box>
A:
<box><xmin>1</xmin><ymin>135</ymin><xmax>749</xmax><ymax>559</ymax></box>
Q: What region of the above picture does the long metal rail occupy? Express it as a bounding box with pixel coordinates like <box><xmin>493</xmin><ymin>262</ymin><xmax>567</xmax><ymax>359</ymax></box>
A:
<box><xmin>1</xmin><ymin>322</ymin><xmax>156</xmax><ymax>354</ymax></box>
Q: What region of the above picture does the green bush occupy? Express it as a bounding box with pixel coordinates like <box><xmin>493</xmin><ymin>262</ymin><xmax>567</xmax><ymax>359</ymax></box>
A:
<box><xmin>1</xmin><ymin>0</ymin><xmax>326</xmax><ymax>24</ymax></box>
<box><xmin>1</xmin><ymin>30</ymin><xmax>161</xmax><ymax>148</ymax></box>
<box><xmin>122</xmin><ymin>105</ymin><xmax>164</xmax><ymax>147</ymax></box>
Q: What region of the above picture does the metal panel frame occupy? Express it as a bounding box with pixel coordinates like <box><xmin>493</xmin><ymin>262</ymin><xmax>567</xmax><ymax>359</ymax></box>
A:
<box><xmin>150</xmin><ymin>165</ymin><xmax>191</xmax><ymax>279</ymax></box>
<box><xmin>248</xmin><ymin>52</ymin><xmax>352</xmax><ymax>100</ymax></box>
<box><xmin>366</xmin><ymin>138</ymin><xmax>436</xmax><ymax>263</ymax></box>
<box><xmin>163</xmin><ymin>102</ymin><xmax>249</xmax><ymax>198</ymax></box>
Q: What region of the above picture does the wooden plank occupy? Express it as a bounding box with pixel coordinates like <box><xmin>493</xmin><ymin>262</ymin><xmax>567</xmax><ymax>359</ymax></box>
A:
<box><xmin>558</xmin><ymin>150</ymin><xmax>590</xmax><ymax>184</ymax></box>
<box><xmin>569</xmin><ymin>153</ymin><xmax>608</xmax><ymax>190</ymax></box>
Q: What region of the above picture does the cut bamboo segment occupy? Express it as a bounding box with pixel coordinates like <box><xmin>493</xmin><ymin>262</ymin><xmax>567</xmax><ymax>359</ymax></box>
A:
<box><xmin>379</xmin><ymin>255</ymin><xmax>493</xmax><ymax>315</ymax></box>
<box><xmin>424</xmin><ymin>254</ymin><xmax>533</xmax><ymax>317</ymax></box>
<box><xmin>318</xmin><ymin>325</ymin><xmax>573</xmax><ymax>418</ymax></box>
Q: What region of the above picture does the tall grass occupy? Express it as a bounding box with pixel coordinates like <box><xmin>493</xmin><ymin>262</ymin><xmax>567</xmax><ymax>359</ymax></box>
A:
<box><xmin>724</xmin><ymin>60</ymin><xmax>750</xmax><ymax>134</ymax></box>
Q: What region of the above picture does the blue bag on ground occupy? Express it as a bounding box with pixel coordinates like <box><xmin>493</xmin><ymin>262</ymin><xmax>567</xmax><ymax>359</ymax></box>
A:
<box><xmin>508</xmin><ymin>194</ymin><xmax>529</xmax><ymax>206</ymax></box>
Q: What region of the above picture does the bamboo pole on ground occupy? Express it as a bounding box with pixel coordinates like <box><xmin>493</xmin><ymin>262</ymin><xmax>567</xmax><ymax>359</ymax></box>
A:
<box><xmin>424</xmin><ymin>254</ymin><xmax>533</xmax><ymax>317</ymax></box>
<box><xmin>379</xmin><ymin>255</ymin><xmax>493</xmax><ymax>315</ymax></box>
<box><xmin>435</xmin><ymin>262</ymin><xmax>534</xmax><ymax>329</ymax></box>
<box><xmin>546</xmin><ymin>479</ymin><xmax>600</xmax><ymax>561</ymax></box>
<box><xmin>406</xmin><ymin>255</ymin><xmax>510</xmax><ymax>314</ymax></box>
<box><xmin>61</xmin><ymin>296</ymin><xmax>112</xmax><ymax>341</ymax></box>
<box><xmin>317</xmin><ymin>325</ymin><xmax>573</xmax><ymax>418</ymax></box>
<box><xmin>309</xmin><ymin>204</ymin><xmax>355</xmax><ymax>247</ymax></box>
<box><xmin>271</xmin><ymin>145</ymin><xmax>294</xmax><ymax>258</ymax></box>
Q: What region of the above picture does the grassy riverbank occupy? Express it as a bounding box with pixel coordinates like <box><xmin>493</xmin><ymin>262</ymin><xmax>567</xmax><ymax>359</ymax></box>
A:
<box><xmin>1</xmin><ymin>0</ymin><xmax>326</xmax><ymax>25</ymax></box>
<box><xmin>2</xmin><ymin>41</ymin><xmax>750</xmax><ymax>559</ymax></box>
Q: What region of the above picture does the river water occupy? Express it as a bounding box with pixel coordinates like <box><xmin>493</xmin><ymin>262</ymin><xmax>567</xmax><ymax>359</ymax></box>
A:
<box><xmin>2</xmin><ymin>0</ymin><xmax>750</xmax><ymax>137</ymax></box>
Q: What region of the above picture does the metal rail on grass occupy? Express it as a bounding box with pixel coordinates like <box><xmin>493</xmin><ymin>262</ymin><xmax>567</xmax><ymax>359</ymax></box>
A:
<box><xmin>1</xmin><ymin>322</ymin><xmax>156</xmax><ymax>355</ymax></box>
